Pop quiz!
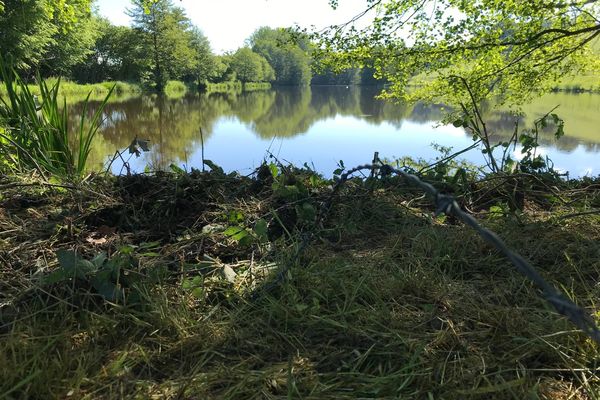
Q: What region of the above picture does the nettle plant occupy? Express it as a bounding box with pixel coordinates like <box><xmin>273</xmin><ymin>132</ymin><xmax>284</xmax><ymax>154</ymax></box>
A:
<box><xmin>43</xmin><ymin>245</ymin><xmax>159</xmax><ymax>304</ymax></box>
<box><xmin>223</xmin><ymin>162</ymin><xmax>324</xmax><ymax>247</ymax></box>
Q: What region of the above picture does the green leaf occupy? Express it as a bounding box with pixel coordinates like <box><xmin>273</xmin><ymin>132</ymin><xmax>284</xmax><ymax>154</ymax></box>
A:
<box><xmin>42</xmin><ymin>269</ymin><xmax>70</xmax><ymax>285</ymax></box>
<box><xmin>223</xmin><ymin>226</ymin><xmax>244</xmax><ymax>236</ymax></box>
<box><xmin>203</xmin><ymin>159</ymin><xmax>224</xmax><ymax>174</ymax></box>
<box><xmin>227</xmin><ymin>211</ymin><xmax>244</xmax><ymax>223</ymax></box>
<box><xmin>296</xmin><ymin>202</ymin><xmax>316</xmax><ymax>223</ymax></box>
<box><xmin>268</xmin><ymin>162</ymin><xmax>279</xmax><ymax>178</ymax></box>
<box><xmin>91</xmin><ymin>252</ymin><xmax>107</xmax><ymax>268</ymax></box>
<box><xmin>182</xmin><ymin>276</ymin><xmax>204</xmax><ymax>298</ymax></box>
<box><xmin>253</xmin><ymin>219</ymin><xmax>269</xmax><ymax>242</ymax></box>
<box><xmin>57</xmin><ymin>249</ymin><xmax>77</xmax><ymax>271</ymax></box>
<box><xmin>91</xmin><ymin>271</ymin><xmax>122</xmax><ymax>302</ymax></box>
<box><xmin>224</xmin><ymin>226</ymin><xmax>251</xmax><ymax>243</ymax></box>
<box><xmin>169</xmin><ymin>163</ymin><xmax>185</xmax><ymax>175</ymax></box>
<box><xmin>56</xmin><ymin>249</ymin><xmax>95</xmax><ymax>279</ymax></box>
<box><xmin>118</xmin><ymin>245</ymin><xmax>135</xmax><ymax>255</ymax></box>
<box><xmin>309</xmin><ymin>174</ymin><xmax>321</xmax><ymax>187</ymax></box>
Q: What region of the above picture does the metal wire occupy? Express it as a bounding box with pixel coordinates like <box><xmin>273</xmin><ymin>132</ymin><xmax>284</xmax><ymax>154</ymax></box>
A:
<box><xmin>339</xmin><ymin>163</ymin><xmax>600</xmax><ymax>344</ymax></box>
<box><xmin>255</xmin><ymin>161</ymin><xmax>600</xmax><ymax>344</ymax></box>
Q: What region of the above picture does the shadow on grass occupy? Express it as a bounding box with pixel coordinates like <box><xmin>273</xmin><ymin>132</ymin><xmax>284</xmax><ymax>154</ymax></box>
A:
<box><xmin>1</xmin><ymin>173</ymin><xmax>599</xmax><ymax>399</ymax></box>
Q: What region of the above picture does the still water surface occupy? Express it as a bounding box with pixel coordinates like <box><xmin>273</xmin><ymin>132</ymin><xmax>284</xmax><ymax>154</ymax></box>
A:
<box><xmin>77</xmin><ymin>86</ymin><xmax>600</xmax><ymax>177</ymax></box>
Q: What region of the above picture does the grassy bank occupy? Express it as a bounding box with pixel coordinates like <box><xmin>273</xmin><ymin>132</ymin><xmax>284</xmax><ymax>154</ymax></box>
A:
<box><xmin>0</xmin><ymin>165</ymin><xmax>599</xmax><ymax>398</ymax></box>
<box><xmin>0</xmin><ymin>79</ymin><xmax>200</xmax><ymax>102</ymax></box>
<box><xmin>243</xmin><ymin>82</ymin><xmax>272</xmax><ymax>91</ymax></box>
<box><xmin>551</xmin><ymin>74</ymin><xmax>600</xmax><ymax>93</ymax></box>
<box><xmin>408</xmin><ymin>72</ymin><xmax>600</xmax><ymax>93</ymax></box>
<box><xmin>204</xmin><ymin>80</ymin><xmax>243</xmax><ymax>94</ymax></box>
<box><xmin>0</xmin><ymin>79</ymin><xmax>141</xmax><ymax>98</ymax></box>
<box><xmin>203</xmin><ymin>81</ymin><xmax>271</xmax><ymax>94</ymax></box>
<box><xmin>164</xmin><ymin>80</ymin><xmax>188</xmax><ymax>98</ymax></box>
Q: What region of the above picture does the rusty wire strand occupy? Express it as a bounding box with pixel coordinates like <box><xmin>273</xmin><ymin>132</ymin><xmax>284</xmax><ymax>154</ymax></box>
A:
<box><xmin>255</xmin><ymin>161</ymin><xmax>600</xmax><ymax>344</ymax></box>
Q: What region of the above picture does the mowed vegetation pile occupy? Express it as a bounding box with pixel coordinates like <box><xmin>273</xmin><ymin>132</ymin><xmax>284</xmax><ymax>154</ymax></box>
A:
<box><xmin>0</xmin><ymin>167</ymin><xmax>599</xmax><ymax>399</ymax></box>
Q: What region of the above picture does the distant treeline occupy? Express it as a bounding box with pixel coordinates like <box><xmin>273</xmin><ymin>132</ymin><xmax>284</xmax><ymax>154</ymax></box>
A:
<box><xmin>0</xmin><ymin>0</ymin><xmax>384</xmax><ymax>93</ymax></box>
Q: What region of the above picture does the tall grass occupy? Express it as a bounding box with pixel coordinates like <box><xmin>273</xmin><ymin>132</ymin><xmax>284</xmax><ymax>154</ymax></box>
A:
<box><xmin>0</xmin><ymin>58</ymin><xmax>113</xmax><ymax>178</ymax></box>
<box><xmin>0</xmin><ymin>79</ymin><xmax>140</xmax><ymax>98</ymax></box>
<box><xmin>164</xmin><ymin>80</ymin><xmax>188</xmax><ymax>98</ymax></box>
<box><xmin>205</xmin><ymin>80</ymin><xmax>243</xmax><ymax>94</ymax></box>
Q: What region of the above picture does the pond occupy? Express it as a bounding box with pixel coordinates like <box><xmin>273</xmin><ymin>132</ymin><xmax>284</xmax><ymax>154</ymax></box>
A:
<box><xmin>76</xmin><ymin>86</ymin><xmax>600</xmax><ymax>177</ymax></box>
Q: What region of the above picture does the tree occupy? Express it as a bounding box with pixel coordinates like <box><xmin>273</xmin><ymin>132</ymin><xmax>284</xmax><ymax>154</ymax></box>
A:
<box><xmin>40</xmin><ymin>11</ymin><xmax>100</xmax><ymax>77</ymax></box>
<box><xmin>184</xmin><ymin>27</ymin><xmax>218</xmax><ymax>87</ymax></box>
<box><xmin>72</xmin><ymin>19</ymin><xmax>144</xmax><ymax>83</ymax></box>
<box><xmin>229</xmin><ymin>48</ymin><xmax>274</xmax><ymax>82</ymax></box>
<box><xmin>0</xmin><ymin>0</ymin><xmax>94</xmax><ymax>73</ymax></box>
<box><xmin>250</xmin><ymin>27</ymin><xmax>312</xmax><ymax>85</ymax></box>
<box><xmin>128</xmin><ymin>0</ymin><xmax>197</xmax><ymax>91</ymax></box>
<box><xmin>311</xmin><ymin>67</ymin><xmax>361</xmax><ymax>85</ymax></box>
<box><xmin>318</xmin><ymin>0</ymin><xmax>600</xmax><ymax>105</ymax></box>
<box><xmin>315</xmin><ymin>0</ymin><xmax>600</xmax><ymax>175</ymax></box>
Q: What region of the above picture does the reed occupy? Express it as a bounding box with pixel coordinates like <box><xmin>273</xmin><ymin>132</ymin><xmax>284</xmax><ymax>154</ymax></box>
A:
<box><xmin>0</xmin><ymin>57</ymin><xmax>113</xmax><ymax>178</ymax></box>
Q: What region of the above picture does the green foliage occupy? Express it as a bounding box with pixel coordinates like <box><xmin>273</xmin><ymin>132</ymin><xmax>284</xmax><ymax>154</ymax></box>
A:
<box><xmin>229</xmin><ymin>48</ymin><xmax>275</xmax><ymax>83</ymax></box>
<box><xmin>250</xmin><ymin>27</ymin><xmax>312</xmax><ymax>85</ymax></box>
<box><xmin>185</xmin><ymin>27</ymin><xmax>219</xmax><ymax>87</ymax></box>
<box><xmin>317</xmin><ymin>0</ymin><xmax>600</xmax><ymax>106</ymax></box>
<box><xmin>390</xmin><ymin>146</ymin><xmax>478</xmax><ymax>196</ymax></box>
<box><xmin>242</xmin><ymin>82</ymin><xmax>271</xmax><ymax>91</ymax></box>
<box><xmin>39</xmin><ymin>9</ymin><xmax>100</xmax><ymax>77</ymax></box>
<box><xmin>513</xmin><ymin>112</ymin><xmax>565</xmax><ymax>175</ymax></box>
<box><xmin>0</xmin><ymin>58</ymin><xmax>113</xmax><ymax>177</ymax></box>
<box><xmin>0</xmin><ymin>79</ymin><xmax>141</xmax><ymax>103</ymax></box>
<box><xmin>0</xmin><ymin>0</ymin><xmax>95</xmax><ymax>72</ymax></box>
<box><xmin>164</xmin><ymin>80</ymin><xmax>188</xmax><ymax>97</ymax></box>
<box><xmin>312</xmin><ymin>67</ymin><xmax>361</xmax><ymax>85</ymax></box>
<box><xmin>128</xmin><ymin>0</ymin><xmax>198</xmax><ymax>92</ymax></box>
<box><xmin>204</xmin><ymin>81</ymin><xmax>243</xmax><ymax>93</ymax></box>
<box><xmin>43</xmin><ymin>247</ymin><xmax>145</xmax><ymax>304</ymax></box>
<box><xmin>72</xmin><ymin>18</ymin><xmax>145</xmax><ymax>83</ymax></box>
<box><xmin>269</xmin><ymin>163</ymin><xmax>321</xmax><ymax>227</ymax></box>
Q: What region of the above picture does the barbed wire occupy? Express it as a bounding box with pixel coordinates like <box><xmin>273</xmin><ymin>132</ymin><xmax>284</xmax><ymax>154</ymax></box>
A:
<box><xmin>254</xmin><ymin>160</ymin><xmax>600</xmax><ymax>344</ymax></box>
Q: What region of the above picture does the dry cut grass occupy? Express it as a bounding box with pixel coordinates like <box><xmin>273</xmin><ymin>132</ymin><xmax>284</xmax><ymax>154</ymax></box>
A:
<box><xmin>0</xmin><ymin>170</ymin><xmax>599</xmax><ymax>399</ymax></box>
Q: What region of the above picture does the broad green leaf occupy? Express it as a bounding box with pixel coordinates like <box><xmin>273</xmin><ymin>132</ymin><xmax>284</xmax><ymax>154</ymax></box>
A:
<box><xmin>253</xmin><ymin>219</ymin><xmax>269</xmax><ymax>242</ymax></box>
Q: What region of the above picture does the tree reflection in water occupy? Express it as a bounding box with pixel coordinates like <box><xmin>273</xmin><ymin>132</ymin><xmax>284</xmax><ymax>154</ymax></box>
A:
<box><xmin>68</xmin><ymin>87</ymin><xmax>600</xmax><ymax>174</ymax></box>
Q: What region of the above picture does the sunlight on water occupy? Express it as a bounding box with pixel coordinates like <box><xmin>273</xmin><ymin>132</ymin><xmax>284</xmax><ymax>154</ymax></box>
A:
<box><xmin>74</xmin><ymin>86</ymin><xmax>600</xmax><ymax>177</ymax></box>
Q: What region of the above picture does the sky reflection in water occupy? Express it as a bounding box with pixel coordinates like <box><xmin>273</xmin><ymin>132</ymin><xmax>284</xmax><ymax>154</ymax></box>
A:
<box><xmin>79</xmin><ymin>86</ymin><xmax>600</xmax><ymax>177</ymax></box>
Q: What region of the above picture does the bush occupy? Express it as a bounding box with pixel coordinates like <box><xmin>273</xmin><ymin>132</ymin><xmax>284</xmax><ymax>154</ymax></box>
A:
<box><xmin>164</xmin><ymin>80</ymin><xmax>188</xmax><ymax>97</ymax></box>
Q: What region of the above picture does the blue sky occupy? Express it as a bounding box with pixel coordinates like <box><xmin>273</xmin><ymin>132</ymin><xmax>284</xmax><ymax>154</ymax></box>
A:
<box><xmin>95</xmin><ymin>0</ymin><xmax>371</xmax><ymax>53</ymax></box>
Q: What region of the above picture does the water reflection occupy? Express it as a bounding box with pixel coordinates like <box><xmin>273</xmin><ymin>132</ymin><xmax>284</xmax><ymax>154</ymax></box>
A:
<box><xmin>70</xmin><ymin>86</ymin><xmax>600</xmax><ymax>176</ymax></box>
